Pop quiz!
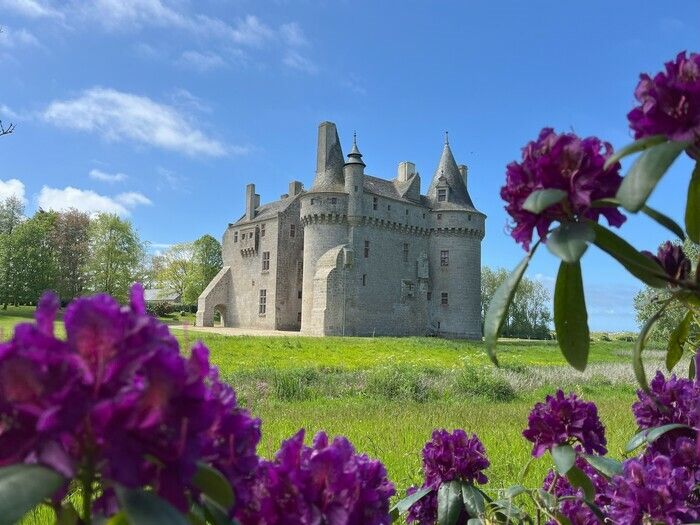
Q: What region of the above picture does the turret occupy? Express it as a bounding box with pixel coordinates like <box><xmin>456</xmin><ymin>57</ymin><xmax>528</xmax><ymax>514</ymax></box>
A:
<box><xmin>344</xmin><ymin>132</ymin><xmax>365</xmax><ymax>220</ymax></box>
<box><xmin>427</xmin><ymin>133</ymin><xmax>475</xmax><ymax>209</ymax></box>
<box><xmin>312</xmin><ymin>121</ymin><xmax>345</xmax><ymax>191</ymax></box>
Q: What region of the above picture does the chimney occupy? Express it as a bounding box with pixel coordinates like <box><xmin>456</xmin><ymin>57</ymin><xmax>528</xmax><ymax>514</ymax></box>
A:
<box><xmin>254</xmin><ymin>194</ymin><xmax>260</xmax><ymax>209</ymax></box>
<box><xmin>281</xmin><ymin>193</ymin><xmax>289</xmax><ymax>199</ymax></box>
<box><xmin>289</xmin><ymin>180</ymin><xmax>303</xmax><ymax>196</ymax></box>
<box><xmin>397</xmin><ymin>161</ymin><xmax>416</xmax><ymax>182</ymax></box>
<box><xmin>458</xmin><ymin>164</ymin><xmax>468</xmax><ymax>187</ymax></box>
<box><xmin>245</xmin><ymin>183</ymin><xmax>256</xmax><ymax>220</ymax></box>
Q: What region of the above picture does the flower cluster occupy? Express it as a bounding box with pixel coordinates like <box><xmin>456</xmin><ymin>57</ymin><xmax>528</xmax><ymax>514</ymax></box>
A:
<box><xmin>632</xmin><ymin>371</ymin><xmax>699</xmax><ymax>430</ymax></box>
<box><xmin>407</xmin><ymin>430</ymin><xmax>489</xmax><ymax>524</ymax></box>
<box><xmin>628</xmin><ymin>51</ymin><xmax>700</xmax><ymax>145</ymax></box>
<box><xmin>642</xmin><ymin>241</ymin><xmax>693</xmax><ymax>282</ymax></box>
<box><xmin>522</xmin><ymin>390</ymin><xmax>607</xmax><ymax>457</ymax></box>
<box><xmin>239</xmin><ymin>430</ymin><xmax>395</xmax><ymax>525</ymax></box>
<box><xmin>0</xmin><ymin>285</ymin><xmax>261</xmax><ymax>515</ymax></box>
<box><xmin>501</xmin><ymin>128</ymin><xmax>625</xmax><ymax>250</ymax></box>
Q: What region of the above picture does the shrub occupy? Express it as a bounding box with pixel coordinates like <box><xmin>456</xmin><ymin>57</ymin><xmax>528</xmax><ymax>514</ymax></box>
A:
<box><xmin>455</xmin><ymin>367</ymin><xmax>517</xmax><ymax>402</ymax></box>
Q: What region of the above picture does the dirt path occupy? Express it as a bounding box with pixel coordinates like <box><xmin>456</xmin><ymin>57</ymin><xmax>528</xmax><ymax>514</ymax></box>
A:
<box><xmin>170</xmin><ymin>324</ymin><xmax>305</xmax><ymax>337</ymax></box>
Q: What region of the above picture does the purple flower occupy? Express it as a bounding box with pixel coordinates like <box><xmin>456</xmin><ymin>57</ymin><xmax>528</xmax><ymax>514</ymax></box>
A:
<box><xmin>501</xmin><ymin>128</ymin><xmax>625</xmax><ymax>250</ymax></box>
<box><xmin>628</xmin><ymin>51</ymin><xmax>700</xmax><ymax>145</ymax></box>
<box><xmin>632</xmin><ymin>372</ymin><xmax>699</xmax><ymax>430</ymax></box>
<box><xmin>523</xmin><ymin>390</ymin><xmax>607</xmax><ymax>457</ymax></box>
<box><xmin>405</xmin><ymin>486</ymin><xmax>438</xmax><ymax>525</ymax></box>
<box><xmin>606</xmin><ymin>456</ymin><xmax>699</xmax><ymax>524</ymax></box>
<box><xmin>422</xmin><ymin>429</ymin><xmax>489</xmax><ymax>487</ymax></box>
<box><xmin>239</xmin><ymin>429</ymin><xmax>395</xmax><ymax>525</ymax></box>
<box><xmin>642</xmin><ymin>241</ymin><xmax>692</xmax><ymax>282</ymax></box>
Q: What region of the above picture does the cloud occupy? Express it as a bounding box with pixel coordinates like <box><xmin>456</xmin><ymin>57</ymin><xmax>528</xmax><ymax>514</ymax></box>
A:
<box><xmin>0</xmin><ymin>26</ymin><xmax>41</xmax><ymax>49</ymax></box>
<box><xmin>0</xmin><ymin>0</ymin><xmax>63</xmax><ymax>19</ymax></box>
<box><xmin>178</xmin><ymin>50</ymin><xmax>225</xmax><ymax>72</ymax></box>
<box><xmin>229</xmin><ymin>15</ymin><xmax>274</xmax><ymax>47</ymax></box>
<box><xmin>73</xmin><ymin>0</ymin><xmax>187</xmax><ymax>30</ymax></box>
<box><xmin>43</xmin><ymin>87</ymin><xmax>227</xmax><ymax>157</ymax></box>
<box><xmin>283</xmin><ymin>50</ymin><xmax>317</xmax><ymax>74</ymax></box>
<box><xmin>0</xmin><ymin>178</ymin><xmax>26</xmax><ymax>203</ymax></box>
<box><xmin>89</xmin><ymin>168</ymin><xmax>127</xmax><ymax>183</ymax></box>
<box><xmin>0</xmin><ymin>104</ymin><xmax>20</xmax><ymax>121</ymax></box>
<box><xmin>280</xmin><ymin>22</ymin><xmax>308</xmax><ymax>47</ymax></box>
<box><xmin>37</xmin><ymin>185</ymin><xmax>151</xmax><ymax>216</ymax></box>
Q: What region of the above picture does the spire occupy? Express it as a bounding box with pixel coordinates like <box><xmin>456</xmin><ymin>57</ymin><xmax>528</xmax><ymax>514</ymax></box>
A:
<box><xmin>312</xmin><ymin>121</ymin><xmax>345</xmax><ymax>191</ymax></box>
<box><xmin>427</xmin><ymin>137</ymin><xmax>475</xmax><ymax>209</ymax></box>
<box><xmin>444</xmin><ymin>130</ymin><xmax>449</xmax><ymax>145</ymax></box>
<box><xmin>345</xmin><ymin>130</ymin><xmax>365</xmax><ymax>166</ymax></box>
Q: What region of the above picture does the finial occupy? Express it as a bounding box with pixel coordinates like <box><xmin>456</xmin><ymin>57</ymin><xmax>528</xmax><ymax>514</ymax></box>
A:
<box><xmin>444</xmin><ymin>131</ymin><xmax>449</xmax><ymax>145</ymax></box>
<box><xmin>353</xmin><ymin>130</ymin><xmax>357</xmax><ymax>146</ymax></box>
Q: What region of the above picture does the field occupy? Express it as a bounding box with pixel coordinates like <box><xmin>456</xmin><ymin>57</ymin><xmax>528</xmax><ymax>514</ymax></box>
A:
<box><xmin>3</xmin><ymin>307</ymin><xmax>664</xmax><ymax>523</ymax></box>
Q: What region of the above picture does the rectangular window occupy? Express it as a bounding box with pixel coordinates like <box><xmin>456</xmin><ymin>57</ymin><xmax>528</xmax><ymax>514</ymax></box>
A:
<box><xmin>310</xmin><ymin>198</ymin><xmax>315</xmax><ymax>205</ymax></box>
<box><xmin>403</xmin><ymin>243</ymin><xmax>409</xmax><ymax>262</ymax></box>
<box><xmin>438</xmin><ymin>188</ymin><xmax>447</xmax><ymax>202</ymax></box>
<box><xmin>468</xmin><ymin>214</ymin><xmax>472</xmax><ymax>221</ymax></box>
<box><xmin>364</xmin><ymin>240</ymin><xmax>370</xmax><ymax>258</ymax></box>
<box><xmin>331</xmin><ymin>197</ymin><xmax>337</xmax><ymax>204</ymax></box>
<box><xmin>259</xmin><ymin>289</ymin><xmax>267</xmax><ymax>314</ymax></box>
<box><xmin>441</xmin><ymin>292</ymin><xmax>448</xmax><ymax>306</ymax></box>
<box><xmin>437</xmin><ymin>213</ymin><xmax>443</xmax><ymax>220</ymax></box>
<box><xmin>387</xmin><ymin>204</ymin><xmax>391</xmax><ymax>211</ymax></box>
<box><xmin>290</xmin><ymin>224</ymin><xmax>296</xmax><ymax>238</ymax></box>
<box><xmin>405</xmin><ymin>209</ymin><xmax>409</xmax><ymax>216</ymax></box>
<box><xmin>362</xmin><ymin>274</ymin><xmax>367</xmax><ymax>286</ymax></box>
<box><xmin>427</xmin><ymin>292</ymin><xmax>432</xmax><ymax>301</ymax></box>
<box><xmin>354</xmin><ymin>185</ymin><xmax>358</xmax><ymax>192</ymax></box>
<box><xmin>262</xmin><ymin>251</ymin><xmax>270</xmax><ymax>271</ymax></box>
<box><xmin>296</xmin><ymin>261</ymin><xmax>303</xmax><ymax>280</ymax></box>
<box><xmin>234</xmin><ymin>231</ymin><xmax>238</xmax><ymax>242</ymax></box>
<box><xmin>297</xmin><ymin>290</ymin><xmax>302</xmax><ymax>299</ymax></box>
<box><xmin>440</xmin><ymin>250</ymin><xmax>449</xmax><ymax>267</ymax></box>
<box><xmin>297</xmin><ymin>312</ymin><xmax>302</xmax><ymax>323</ymax></box>
<box><xmin>373</xmin><ymin>197</ymin><xmax>378</xmax><ymax>210</ymax></box>
<box><xmin>260</xmin><ymin>224</ymin><xmax>266</xmax><ymax>237</ymax></box>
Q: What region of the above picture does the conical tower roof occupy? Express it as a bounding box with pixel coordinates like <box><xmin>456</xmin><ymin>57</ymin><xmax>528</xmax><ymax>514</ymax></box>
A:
<box><xmin>311</xmin><ymin>121</ymin><xmax>345</xmax><ymax>191</ymax></box>
<box><xmin>427</xmin><ymin>137</ymin><xmax>475</xmax><ymax>209</ymax></box>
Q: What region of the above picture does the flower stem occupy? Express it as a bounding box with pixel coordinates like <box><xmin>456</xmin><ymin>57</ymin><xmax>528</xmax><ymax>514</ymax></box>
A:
<box><xmin>81</xmin><ymin>460</ymin><xmax>95</xmax><ymax>525</ymax></box>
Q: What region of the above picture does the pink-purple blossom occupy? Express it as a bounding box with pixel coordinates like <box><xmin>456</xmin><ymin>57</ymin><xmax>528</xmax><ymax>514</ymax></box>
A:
<box><xmin>632</xmin><ymin>372</ymin><xmax>699</xmax><ymax>430</ymax></box>
<box><xmin>642</xmin><ymin>241</ymin><xmax>693</xmax><ymax>282</ymax></box>
<box><xmin>501</xmin><ymin>128</ymin><xmax>625</xmax><ymax>250</ymax></box>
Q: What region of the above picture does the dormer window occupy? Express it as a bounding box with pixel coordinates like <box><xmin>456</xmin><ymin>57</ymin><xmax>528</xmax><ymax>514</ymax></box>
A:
<box><xmin>437</xmin><ymin>188</ymin><xmax>448</xmax><ymax>202</ymax></box>
<box><xmin>234</xmin><ymin>232</ymin><xmax>238</xmax><ymax>242</ymax></box>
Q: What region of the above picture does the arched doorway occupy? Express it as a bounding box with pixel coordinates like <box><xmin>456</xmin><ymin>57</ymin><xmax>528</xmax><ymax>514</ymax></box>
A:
<box><xmin>213</xmin><ymin>304</ymin><xmax>227</xmax><ymax>327</ymax></box>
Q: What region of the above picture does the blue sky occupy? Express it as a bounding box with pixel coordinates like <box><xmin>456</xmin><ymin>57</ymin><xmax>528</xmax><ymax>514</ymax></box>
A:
<box><xmin>1</xmin><ymin>0</ymin><xmax>698</xmax><ymax>331</ymax></box>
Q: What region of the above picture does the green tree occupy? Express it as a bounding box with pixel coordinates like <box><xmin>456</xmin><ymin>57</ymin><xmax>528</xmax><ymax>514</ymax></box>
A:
<box><xmin>186</xmin><ymin>234</ymin><xmax>222</xmax><ymax>303</ymax></box>
<box><xmin>52</xmin><ymin>209</ymin><xmax>91</xmax><ymax>303</ymax></box>
<box><xmin>86</xmin><ymin>213</ymin><xmax>144</xmax><ymax>302</ymax></box>
<box><xmin>0</xmin><ymin>196</ymin><xmax>25</xmax><ymax>308</ymax></box>
<box><xmin>155</xmin><ymin>242</ymin><xmax>196</xmax><ymax>301</ymax></box>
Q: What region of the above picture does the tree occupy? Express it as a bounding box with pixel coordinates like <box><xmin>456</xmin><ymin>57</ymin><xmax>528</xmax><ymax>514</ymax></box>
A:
<box><xmin>0</xmin><ymin>196</ymin><xmax>25</xmax><ymax>308</ymax></box>
<box><xmin>155</xmin><ymin>242</ymin><xmax>196</xmax><ymax>301</ymax></box>
<box><xmin>481</xmin><ymin>266</ymin><xmax>552</xmax><ymax>339</ymax></box>
<box><xmin>52</xmin><ymin>209</ymin><xmax>91</xmax><ymax>303</ymax></box>
<box><xmin>86</xmin><ymin>213</ymin><xmax>144</xmax><ymax>302</ymax></box>
<box><xmin>186</xmin><ymin>234</ymin><xmax>222</xmax><ymax>303</ymax></box>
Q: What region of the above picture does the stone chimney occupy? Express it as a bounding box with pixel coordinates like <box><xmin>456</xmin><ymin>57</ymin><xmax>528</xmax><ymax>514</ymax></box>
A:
<box><xmin>289</xmin><ymin>180</ymin><xmax>303</xmax><ymax>196</ymax></box>
<box><xmin>458</xmin><ymin>164</ymin><xmax>468</xmax><ymax>187</ymax></box>
<box><xmin>245</xmin><ymin>183</ymin><xmax>256</xmax><ymax>220</ymax></box>
<box><xmin>397</xmin><ymin>161</ymin><xmax>416</xmax><ymax>182</ymax></box>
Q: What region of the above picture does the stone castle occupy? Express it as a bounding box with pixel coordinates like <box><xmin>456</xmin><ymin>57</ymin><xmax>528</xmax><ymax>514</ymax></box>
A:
<box><xmin>196</xmin><ymin>121</ymin><xmax>485</xmax><ymax>338</ymax></box>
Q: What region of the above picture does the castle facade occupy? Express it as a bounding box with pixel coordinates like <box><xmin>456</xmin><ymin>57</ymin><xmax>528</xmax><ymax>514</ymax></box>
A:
<box><xmin>196</xmin><ymin>121</ymin><xmax>485</xmax><ymax>338</ymax></box>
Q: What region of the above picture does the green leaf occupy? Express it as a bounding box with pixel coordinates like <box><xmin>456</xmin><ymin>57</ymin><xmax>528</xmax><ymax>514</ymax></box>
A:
<box><xmin>201</xmin><ymin>496</ymin><xmax>233</xmax><ymax>525</ymax></box>
<box><xmin>554</xmin><ymin>261</ymin><xmax>590</xmax><ymax>371</ymax></box>
<box><xmin>484</xmin><ymin>250</ymin><xmax>536</xmax><ymax>366</ymax></box>
<box><xmin>592</xmin><ymin>223</ymin><xmax>668</xmax><ymax>288</ymax></box>
<box><xmin>0</xmin><ymin>464</ymin><xmax>64</xmax><ymax>525</ymax></box>
<box><xmin>546</xmin><ymin>222</ymin><xmax>594</xmax><ymax>263</ymax></box>
<box><xmin>536</xmin><ymin>488</ymin><xmax>557</xmax><ymax>509</ymax></box>
<box><xmin>503</xmin><ymin>484</ymin><xmax>527</xmax><ymax>498</ymax></box>
<box><xmin>551</xmin><ymin>444</ymin><xmax>576</xmax><ymax>475</ymax></box>
<box><xmin>106</xmin><ymin>513</ymin><xmax>129</xmax><ymax>525</ymax></box>
<box><xmin>667</xmin><ymin>311</ymin><xmax>693</xmax><ymax>372</ymax></box>
<box><xmin>582</xmin><ymin>454</ymin><xmax>623</xmax><ymax>478</ymax></box>
<box><xmin>625</xmin><ymin>423</ymin><xmax>692</xmax><ymax>453</ymax></box>
<box><xmin>461</xmin><ymin>484</ymin><xmax>485</xmax><ymax>518</ymax></box>
<box><xmin>522</xmin><ymin>189</ymin><xmax>568</xmax><ymax>214</ymax></box>
<box><xmin>193</xmin><ymin>462</ymin><xmax>234</xmax><ymax>511</ymax></box>
<box><xmin>390</xmin><ymin>486</ymin><xmax>433</xmax><ymax>519</ymax></box>
<box><xmin>641</xmin><ymin>205</ymin><xmax>686</xmax><ymax>240</ymax></box>
<box><xmin>116</xmin><ymin>487</ymin><xmax>189</xmax><ymax>525</ymax></box>
<box><xmin>604</xmin><ymin>135</ymin><xmax>667</xmax><ymax>169</ymax></box>
<box><xmin>616</xmin><ymin>140</ymin><xmax>687</xmax><ymax>212</ymax></box>
<box><xmin>56</xmin><ymin>502</ymin><xmax>80</xmax><ymax>525</ymax></box>
<box><xmin>437</xmin><ymin>481</ymin><xmax>464</xmax><ymax>525</ymax></box>
<box><xmin>634</xmin><ymin>305</ymin><xmax>666</xmax><ymax>392</ymax></box>
<box><xmin>686</xmin><ymin>161</ymin><xmax>700</xmax><ymax>243</ymax></box>
<box><xmin>466</xmin><ymin>520</ymin><xmax>484</xmax><ymax>525</ymax></box>
<box><xmin>691</xmin><ymin>355</ymin><xmax>697</xmax><ymax>381</ymax></box>
<box><xmin>566</xmin><ymin>465</ymin><xmax>595</xmax><ymax>501</ymax></box>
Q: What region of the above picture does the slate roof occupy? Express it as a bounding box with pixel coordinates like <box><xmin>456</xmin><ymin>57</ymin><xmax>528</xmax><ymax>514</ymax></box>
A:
<box><xmin>144</xmin><ymin>288</ymin><xmax>181</xmax><ymax>302</ymax></box>
<box><xmin>232</xmin><ymin>195</ymin><xmax>297</xmax><ymax>226</ymax></box>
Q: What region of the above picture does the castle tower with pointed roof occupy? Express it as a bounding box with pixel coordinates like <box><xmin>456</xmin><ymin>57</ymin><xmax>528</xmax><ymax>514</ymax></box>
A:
<box><xmin>196</xmin><ymin>122</ymin><xmax>485</xmax><ymax>338</ymax></box>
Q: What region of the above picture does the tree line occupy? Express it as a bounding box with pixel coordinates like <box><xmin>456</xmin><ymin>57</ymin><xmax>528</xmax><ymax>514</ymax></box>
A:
<box><xmin>0</xmin><ymin>196</ymin><xmax>222</xmax><ymax>308</ymax></box>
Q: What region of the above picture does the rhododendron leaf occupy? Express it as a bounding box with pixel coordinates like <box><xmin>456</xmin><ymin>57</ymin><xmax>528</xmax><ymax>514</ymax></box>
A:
<box><xmin>503</xmin><ymin>484</ymin><xmax>527</xmax><ymax>498</ymax></box>
<box><xmin>554</xmin><ymin>261</ymin><xmax>589</xmax><ymax>371</ymax></box>
<box><xmin>437</xmin><ymin>481</ymin><xmax>463</xmax><ymax>525</ymax></box>
<box><xmin>551</xmin><ymin>443</ymin><xmax>576</xmax><ymax>474</ymax></box>
<box><xmin>546</xmin><ymin>222</ymin><xmax>594</xmax><ymax>263</ymax></box>
<box><xmin>686</xmin><ymin>162</ymin><xmax>700</xmax><ymax>243</ymax></box>
<box><xmin>617</xmin><ymin>140</ymin><xmax>687</xmax><ymax>212</ymax></box>
<box><xmin>592</xmin><ymin>223</ymin><xmax>668</xmax><ymax>288</ymax></box>
<box><xmin>56</xmin><ymin>502</ymin><xmax>80</xmax><ymax>525</ymax></box>
<box><xmin>106</xmin><ymin>512</ymin><xmax>129</xmax><ymax>524</ymax></box>
<box><xmin>488</xmin><ymin>499</ymin><xmax>529</xmax><ymax>521</ymax></box>
<box><xmin>690</xmin><ymin>355</ymin><xmax>696</xmax><ymax>380</ymax></box>
<box><xmin>625</xmin><ymin>423</ymin><xmax>691</xmax><ymax>453</ymax></box>
<box><xmin>536</xmin><ymin>488</ymin><xmax>557</xmax><ymax>509</ymax></box>
<box><xmin>0</xmin><ymin>464</ymin><xmax>64</xmax><ymax>525</ymax></box>
<box><xmin>193</xmin><ymin>462</ymin><xmax>235</xmax><ymax>511</ymax></box>
<box><xmin>641</xmin><ymin>205</ymin><xmax>685</xmax><ymax>240</ymax></box>
<box><xmin>390</xmin><ymin>486</ymin><xmax>433</xmax><ymax>518</ymax></box>
<box><xmin>484</xmin><ymin>249</ymin><xmax>537</xmax><ymax>365</ymax></box>
<box><xmin>461</xmin><ymin>484</ymin><xmax>485</xmax><ymax>517</ymax></box>
<box><xmin>201</xmin><ymin>496</ymin><xmax>233</xmax><ymax>525</ymax></box>
<box><xmin>667</xmin><ymin>311</ymin><xmax>693</xmax><ymax>371</ymax></box>
<box><xmin>603</xmin><ymin>135</ymin><xmax>667</xmax><ymax>169</ymax></box>
<box><xmin>117</xmin><ymin>487</ymin><xmax>189</xmax><ymax>525</ymax></box>
<box><xmin>582</xmin><ymin>454</ymin><xmax>623</xmax><ymax>478</ymax></box>
<box><xmin>566</xmin><ymin>465</ymin><xmax>595</xmax><ymax>500</ymax></box>
<box><xmin>522</xmin><ymin>189</ymin><xmax>567</xmax><ymax>214</ymax></box>
<box><xmin>466</xmin><ymin>519</ymin><xmax>484</xmax><ymax>525</ymax></box>
<box><xmin>633</xmin><ymin>305</ymin><xmax>667</xmax><ymax>392</ymax></box>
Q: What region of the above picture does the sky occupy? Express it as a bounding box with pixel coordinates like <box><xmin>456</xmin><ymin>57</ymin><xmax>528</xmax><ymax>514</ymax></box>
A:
<box><xmin>1</xmin><ymin>0</ymin><xmax>699</xmax><ymax>331</ymax></box>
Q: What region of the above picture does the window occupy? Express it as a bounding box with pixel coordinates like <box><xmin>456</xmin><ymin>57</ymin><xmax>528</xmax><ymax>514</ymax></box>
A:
<box><xmin>440</xmin><ymin>250</ymin><xmax>449</xmax><ymax>266</ymax></box>
<box><xmin>297</xmin><ymin>312</ymin><xmax>302</xmax><ymax>323</ymax></box>
<box><xmin>422</xmin><ymin>213</ymin><xmax>426</xmax><ymax>219</ymax></box>
<box><xmin>427</xmin><ymin>292</ymin><xmax>432</xmax><ymax>301</ymax></box>
<box><xmin>437</xmin><ymin>321</ymin><xmax>441</xmax><ymax>329</ymax></box>
<box><xmin>234</xmin><ymin>231</ymin><xmax>238</xmax><ymax>242</ymax></box>
<box><xmin>260</xmin><ymin>224</ymin><xmax>266</xmax><ymax>237</ymax></box>
<box><xmin>373</xmin><ymin>197</ymin><xmax>378</xmax><ymax>210</ymax></box>
<box><xmin>468</xmin><ymin>214</ymin><xmax>472</xmax><ymax>221</ymax></box>
<box><xmin>438</xmin><ymin>188</ymin><xmax>448</xmax><ymax>202</ymax></box>
<box><xmin>298</xmin><ymin>290</ymin><xmax>302</xmax><ymax>299</ymax></box>
<box><xmin>259</xmin><ymin>289</ymin><xmax>267</xmax><ymax>314</ymax></box>
<box><xmin>441</xmin><ymin>292</ymin><xmax>448</xmax><ymax>305</ymax></box>
<box><xmin>387</xmin><ymin>204</ymin><xmax>391</xmax><ymax>211</ymax></box>
<box><xmin>262</xmin><ymin>251</ymin><xmax>270</xmax><ymax>271</ymax></box>
<box><xmin>405</xmin><ymin>209</ymin><xmax>409</xmax><ymax>216</ymax></box>
<box><xmin>290</xmin><ymin>224</ymin><xmax>296</xmax><ymax>238</ymax></box>
<box><xmin>364</xmin><ymin>240</ymin><xmax>370</xmax><ymax>258</ymax></box>
<box><xmin>310</xmin><ymin>198</ymin><xmax>315</xmax><ymax>205</ymax></box>
<box><xmin>403</xmin><ymin>243</ymin><xmax>409</xmax><ymax>262</ymax></box>
<box><xmin>296</xmin><ymin>261</ymin><xmax>303</xmax><ymax>280</ymax></box>
<box><xmin>331</xmin><ymin>197</ymin><xmax>337</xmax><ymax>204</ymax></box>
<box><xmin>354</xmin><ymin>185</ymin><xmax>358</xmax><ymax>192</ymax></box>
<box><xmin>362</xmin><ymin>274</ymin><xmax>367</xmax><ymax>286</ymax></box>
<box><xmin>437</xmin><ymin>213</ymin><xmax>443</xmax><ymax>220</ymax></box>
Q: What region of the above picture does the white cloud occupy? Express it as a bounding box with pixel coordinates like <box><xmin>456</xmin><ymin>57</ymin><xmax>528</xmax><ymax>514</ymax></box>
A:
<box><xmin>0</xmin><ymin>26</ymin><xmax>41</xmax><ymax>48</ymax></box>
<box><xmin>89</xmin><ymin>168</ymin><xmax>127</xmax><ymax>183</ymax></box>
<box><xmin>178</xmin><ymin>50</ymin><xmax>225</xmax><ymax>72</ymax></box>
<box><xmin>73</xmin><ymin>0</ymin><xmax>187</xmax><ymax>30</ymax></box>
<box><xmin>0</xmin><ymin>104</ymin><xmax>20</xmax><ymax>121</ymax></box>
<box><xmin>229</xmin><ymin>15</ymin><xmax>274</xmax><ymax>47</ymax></box>
<box><xmin>43</xmin><ymin>87</ymin><xmax>227</xmax><ymax>157</ymax></box>
<box><xmin>0</xmin><ymin>0</ymin><xmax>63</xmax><ymax>18</ymax></box>
<box><xmin>283</xmin><ymin>50</ymin><xmax>317</xmax><ymax>74</ymax></box>
<box><xmin>0</xmin><ymin>178</ymin><xmax>26</xmax><ymax>203</ymax></box>
<box><xmin>37</xmin><ymin>185</ymin><xmax>151</xmax><ymax>216</ymax></box>
<box><xmin>280</xmin><ymin>22</ymin><xmax>308</xmax><ymax>47</ymax></box>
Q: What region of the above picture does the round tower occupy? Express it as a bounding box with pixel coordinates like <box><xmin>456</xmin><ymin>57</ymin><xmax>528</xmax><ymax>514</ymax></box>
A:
<box><xmin>344</xmin><ymin>132</ymin><xmax>365</xmax><ymax>224</ymax></box>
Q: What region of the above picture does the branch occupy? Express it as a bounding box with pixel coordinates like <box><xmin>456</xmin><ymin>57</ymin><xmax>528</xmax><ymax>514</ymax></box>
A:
<box><xmin>0</xmin><ymin>120</ymin><xmax>15</xmax><ymax>137</ymax></box>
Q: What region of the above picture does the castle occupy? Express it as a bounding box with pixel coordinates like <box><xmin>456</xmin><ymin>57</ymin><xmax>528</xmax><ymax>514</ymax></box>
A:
<box><xmin>196</xmin><ymin>122</ymin><xmax>485</xmax><ymax>338</ymax></box>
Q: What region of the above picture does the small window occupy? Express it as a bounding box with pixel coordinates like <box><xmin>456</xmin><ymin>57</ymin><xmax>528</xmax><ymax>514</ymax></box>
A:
<box><xmin>296</xmin><ymin>261</ymin><xmax>303</xmax><ymax>280</ymax></box>
<box><xmin>297</xmin><ymin>311</ymin><xmax>302</xmax><ymax>323</ymax></box>
<box><xmin>440</xmin><ymin>250</ymin><xmax>449</xmax><ymax>267</ymax></box>
<box><xmin>362</xmin><ymin>274</ymin><xmax>367</xmax><ymax>286</ymax></box>
<box><xmin>441</xmin><ymin>292</ymin><xmax>448</xmax><ymax>306</ymax></box>
<box><xmin>260</xmin><ymin>224</ymin><xmax>266</xmax><ymax>237</ymax></box>
<box><xmin>403</xmin><ymin>243</ymin><xmax>409</xmax><ymax>262</ymax></box>
<box><xmin>427</xmin><ymin>292</ymin><xmax>432</xmax><ymax>301</ymax></box>
<box><xmin>364</xmin><ymin>240</ymin><xmax>370</xmax><ymax>258</ymax></box>
<box><xmin>310</xmin><ymin>198</ymin><xmax>315</xmax><ymax>205</ymax></box>
<box><xmin>437</xmin><ymin>213</ymin><xmax>443</xmax><ymax>220</ymax></box>
<box><xmin>259</xmin><ymin>289</ymin><xmax>267</xmax><ymax>314</ymax></box>
<box><xmin>373</xmin><ymin>197</ymin><xmax>378</xmax><ymax>210</ymax></box>
<box><xmin>468</xmin><ymin>214</ymin><xmax>472</xmax><ymax>221</ymax></box>
<box><xmin>262</xmin><ymin>251</ymin><xmax>270</xmax><ymax>271</ymax></box>
<box><xmin>438</xmin><ymin>188</ymin><xmax>448</xmax><ymax>202</ymax></box>
<box><xmin>297</xmin><ymin>290</ymin><xmax>302</xmax><ymax>299</ymax></box>
<box><xmin>290</xmin><ymin>224</ymin><xmax>296</xmax><ymax>238</ymax></box>
<box><xmin>234</xmin><ymin>231</ymin><xmax>238</xmax><ymax>242</ymax></box>
<box><xmin>405</xmin><ymin>209</ymin><xmax>409</xmax><ymax>216</ymax></box>
<box><xmin>387</xmin><ymin>204</ymin><xmax>391</xmax><ymax>211</ymax></box>
<box><xmin>354</xmin><ymin>185</ymin><xmax>358</xmax><ymax>192</ymax></box>
<box><xmin>422</xmin><ymin>213</ymin><xmax>426</xmax><ymax>219</ymax></box>
<box><xmin>437</xmin><ymin>321</ymin><xmax>441</xmax><ymax>329</ymax></box>
<box><xmin>331</xmin><ymin>197</ymin><xmax>337</xmax><ymax>204</ymax></box>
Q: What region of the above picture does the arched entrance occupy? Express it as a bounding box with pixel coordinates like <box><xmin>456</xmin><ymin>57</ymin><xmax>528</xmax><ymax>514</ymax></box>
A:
<box><xmin>213</xmin><ymin>304</ymin><xmax>227</xmax><ymax>327</ymax></box>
